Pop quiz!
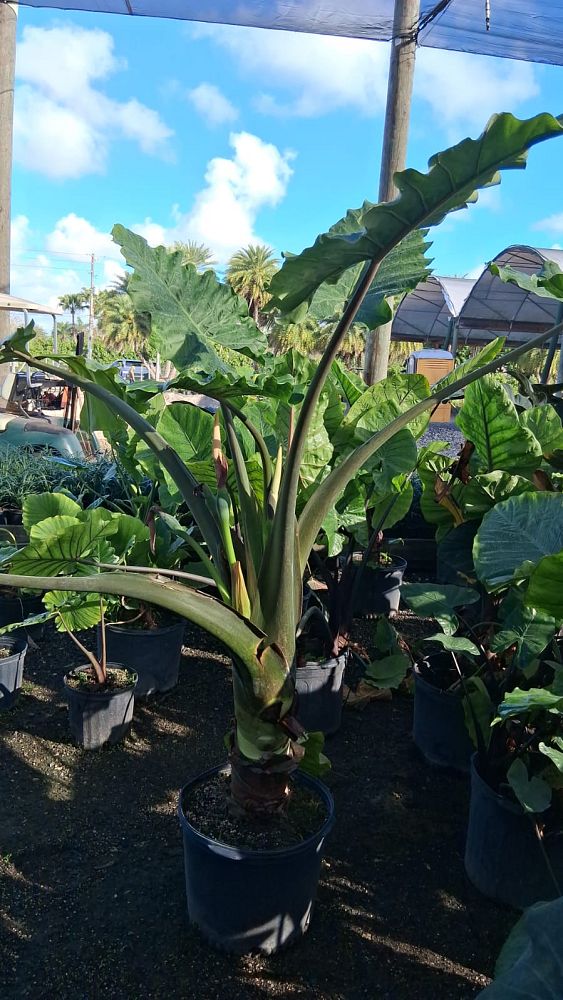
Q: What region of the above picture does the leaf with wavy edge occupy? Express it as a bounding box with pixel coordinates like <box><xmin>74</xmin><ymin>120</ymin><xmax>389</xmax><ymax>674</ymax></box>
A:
<box><xmin>474</xmin><ymin>493</ymin><xmax>563</xmax><ymax>590</ymax></box>
<box><xmin>268</xmin><ymin>113</ymin><xmax>563</xmax><ymax>313</ymax></box>
<box><xmin>456</xmin><ymin>375</ymin><xmax>542</xmax><ymax>472</ymax></box>
<box><xmin>112</xmin><ymin>225</ymin><xmax>266</xmax><ymax>371</ymax></box>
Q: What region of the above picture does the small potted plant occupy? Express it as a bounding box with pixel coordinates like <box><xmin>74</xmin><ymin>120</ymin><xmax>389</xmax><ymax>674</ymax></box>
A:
<box><xmin>59</xmin><ymin>593</ymin><xmax>138</xmax><ymax>750</ymax></box>
<box><xmin>465</xmin><ymin>683</ymin><xmax>563</xmax><ymax>908</ymax></box>
<box><xmin>0</xmin><ymin>634</ymin><xmax>28</xmax><ymax>710</ymax></box>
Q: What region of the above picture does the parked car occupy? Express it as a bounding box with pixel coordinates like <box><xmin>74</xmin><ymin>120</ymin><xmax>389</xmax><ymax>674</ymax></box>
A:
<box><xmin>116</xmin><ymin>359</ymin><xmax>151</xmax><ymax>382</ymax></box>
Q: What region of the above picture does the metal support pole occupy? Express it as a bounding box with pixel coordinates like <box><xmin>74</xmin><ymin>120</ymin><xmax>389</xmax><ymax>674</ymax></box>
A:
<box><xmin>0</xmin><ymin>2</ymin><xmax>17</xmax><ymax>343</ymax></box>
<box><xmin>363</xmin><ymin>0</ymin><xmax>420</xmax><ymax>385</ymax></box>
<box><xmin>450</xmin><ymin>318</ymin><xmax>459</xmax><ymax>359</ymax></box>
<box><xmin>541</xmin><ymin>331</ymin><xmax>559</xmax><ymax>384</ymax></box>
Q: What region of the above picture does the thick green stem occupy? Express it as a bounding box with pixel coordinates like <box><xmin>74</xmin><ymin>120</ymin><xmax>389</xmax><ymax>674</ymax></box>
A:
<box><xmin>259</xmin><ymin>260</ymin><xmax>383</xmax><ymax>653</ymax></box>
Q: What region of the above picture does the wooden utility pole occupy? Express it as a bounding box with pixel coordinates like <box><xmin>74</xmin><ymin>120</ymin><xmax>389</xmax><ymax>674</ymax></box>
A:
<box><xmin>0</xmin><ymin>2</ymin><xmax>17</xmax><ymax>343</ymax></box>
<box><xmin>363</xmin><ymin>0</ymin><xmax>420</xmax><ymax>384</ymax></box>
<box><xmin>87</xmin><ymin>252</ymin><xmax>95</xmax><ymax>359</ymax></box>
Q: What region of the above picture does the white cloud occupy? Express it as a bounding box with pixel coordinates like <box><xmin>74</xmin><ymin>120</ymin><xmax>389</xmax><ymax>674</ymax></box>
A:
<box><xmin>533</xmin><ymin>213</ymin><xmax>563</xmax><ymax>234</ymax></box>
<box><xmin>187</xmin><ymin>83</ymin><xmax>238</xmax><ymax>126</ymax></box>
<box><xmin>415</xmin><ymin>49</ymin><xmax>539</xmax><ymax>135</ymax></box>
<box><xmin>193</xmin><ymin>24</ymin><xmax>538</xmax><ymax>130</ymax></box>
<box><xmin>132</xmin><ymin>131</ymin><xmax>295</xmax><ymax>263</ymax></box>
<box><xmin>10</xmin><ymin>129</ymin><xmax>294</xmax><ymax>306</ymax></box>
<box><xmin>10</xmin><ymin>214</ymin><xmax>124</xmax><ymax>311</ymax></box>
<box><xmin>192</xmin><ymin>24</ymin><xmax>389</xmax><ymax>118</ymax></box>
<box><xmin>14</xmin><ymin>24</ymin><xmax>173</xmax><ymax>180</ymax></box>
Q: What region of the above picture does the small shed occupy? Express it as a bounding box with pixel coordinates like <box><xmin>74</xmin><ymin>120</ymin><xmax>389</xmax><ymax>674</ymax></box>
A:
<box><xmin>406</xmin><ymin>348</ymin><xmax>454</xmax><ymax>423</ymax></box>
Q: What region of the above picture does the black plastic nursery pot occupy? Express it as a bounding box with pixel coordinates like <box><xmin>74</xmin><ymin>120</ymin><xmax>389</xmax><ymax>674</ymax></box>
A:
<box><xmin>413</xmin><ymin>658</ymin><xmax>474</xmax><ymax>773</ymax></box>
<box><xmin>0</xmin><ymin>636</ymin><xmax>27</xmax><ymax>710</ymax></box>
<box><xmin>64</xmin><ymin>665</ymin><xmax>137</xmax><ymax>750</ymax></box>
<box><xmin>0</xmin><ymin>592</ymin><xmax>45</xmax><ymax>639</ymax></box>
<box><xmin>353</xmin><ymin>557</ymin><xmax>407</xmax><ymax>616</ymax></box>
<box><xmin>97</xmin><ymin>620</ymin><xmax>185</xmax><ymax>697</ymax></box>
<box><xmin>295</xmin><ymin>653</ymin><xmax>347</xmax><ymax>736</ymax></box>
<box><xmin>178</xmin><ymin>764</ymin><xmax>335</xmax><ymax>954</ymax></box>
<box><xmin>388</xmin><ymin>538</ymin><xmax>436</xmax><ymax>575</ymax></box>
<box><xmin>465</xmin><ymin>754</ymin><xmax>563</xmax><ymax>909</ymax></box>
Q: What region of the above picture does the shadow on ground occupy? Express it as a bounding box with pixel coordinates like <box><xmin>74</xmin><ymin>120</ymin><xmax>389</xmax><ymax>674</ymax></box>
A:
<box><xmin>0</xmin><ymin>623</ymin><xmax>514</xmax><ymax>1000</ymax></box>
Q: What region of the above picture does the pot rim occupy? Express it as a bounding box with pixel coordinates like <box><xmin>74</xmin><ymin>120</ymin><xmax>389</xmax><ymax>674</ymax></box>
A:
<box><xmin>178</xmin><ymin>762</ymin><xmax>335</xmax><ymax>862</ymax></box>
<box><xmin>0</xmin><ymin>635</ymin><xmax>28</xmax><ymax>657</ymax></box>
<box><xmin>103</xmin><ymin>620</ymin><xmax>184</xmax><ymax>637</ymax></box>
<box><xmin>414</xmin><ymin>660</ymin><xmax>462</xmax><ymax>697</ymax></box>
<box><xmin>470</xmin><ymin>752</ymin><xmax>530</xmax><ymax>817</ymax></box>
<box><xmin>64</xmin><ymin>664</ymin><xmax>138</xmax><ymax>696</ymax></box>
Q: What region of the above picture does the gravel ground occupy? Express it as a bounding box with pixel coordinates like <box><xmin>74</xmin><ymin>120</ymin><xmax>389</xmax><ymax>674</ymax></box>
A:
<box><xmin>0</xmin><ymin>618</ymin><xmax>515</xmax><ymax>1000</ymax></box>
<box><xmin>418</xmin><ymin>421</ymin><xmax>464</xmax><ymax>457</ymax></box>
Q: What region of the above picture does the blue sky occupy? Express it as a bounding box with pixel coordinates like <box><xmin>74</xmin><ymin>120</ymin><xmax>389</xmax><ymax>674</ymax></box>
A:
<box><xmin>11</xmin><ymin>5</ymin><xmax>563</xmax><ymax>309</ymax></box>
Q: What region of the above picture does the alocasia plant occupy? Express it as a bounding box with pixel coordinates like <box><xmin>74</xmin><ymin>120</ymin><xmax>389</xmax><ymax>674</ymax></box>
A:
<box><xmin>2</xmin><ymin>113</ymin><xmax>563</xmax><ymax>817</ymax></box>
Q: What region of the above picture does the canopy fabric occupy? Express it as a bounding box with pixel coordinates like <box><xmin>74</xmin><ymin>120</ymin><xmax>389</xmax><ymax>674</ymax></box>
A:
<box><xmin>0</xmin><ymin>293</ymin><xmax>62</xmax><ymax>316</ymax></box>
<box><xmin>458</xmin><ymin>245</ymin><xmax>563</xmax><ymax>345</ymax></box>
<box><xmin>14</xmin><ymin>0</ymin><xmax>563</xmax><ymax>67</ymax></box>
<box><xmin>392</xmin><ymin>275</ymin><xmax>474</xmax><ymax>344</ymax></box>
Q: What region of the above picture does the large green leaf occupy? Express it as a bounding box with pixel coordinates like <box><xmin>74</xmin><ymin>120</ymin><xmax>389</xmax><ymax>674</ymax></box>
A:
<box><xmin>507</xmin><ymin>758</ymin><xmax>552</xmax><ymax>814</ymax></box>
<box><xmin>46</xmin><ymin>589</ymin><xmax>103</xmax><ymax>632</ymax></box>
<box><xmin>365</xmin><ymin>652</ymin><xmax>411</xmax><ymax>690</ymax></box>
<box><xmin>401</xmin><ymin>583</ymin><xmax>480</xmax><ymax>635</ymax></box>
<box><xmin>22</xmin><ymin>492</ymin><xmax>82</xmax><ymax>533</ymax></box>
<box><xmin>497</xmin><ymin>686</ymin><xmax>563</xmax><ymax>719</ymax></box>
<box><xmin>156</xmin><ymin>402</ymin><xmax>214</xmax><ymax>463</ymax></box>
<box><xmin>268</xmin><ymin>113</ymin><xmax>563</xmax><ymax>313</ymax></box>
<box><xmin>9</xmin><ymin>510</ymin><xmax>118</xmax><ymax>577</ymax></box>
<box><xmin>307</xmin><ymin>226</ymin><xmax>432</xmax><ymax>327</ymax></box>
<box><xmin>335</xmin><ymin>373</ymin><xmax>431</xmax><ymax>448</ymax></box>
<box><xmin>474</xmin><ymin>493</ymin><xmax>563</xmax><ymax>590</ymax></box>
<box><xmin>492</xmin><ymin>257</ymin><xmax>563</xmax><ymax>301</ymax></box>
<box><xmin>367</xmin><ymin>479</ymin><xmax>414</xmax><ymax>533</ymax></box>
<box><xmin>424</xmin><ymin>633</ymin><xmax>480</xmax><ymax>656</ymax></box>
<box><xmin>456</xmin><ymin>375</ymin><xmax>542</xmax><ymax>472</ymax></box>
<box><xmin>526</xmin><ymin>551</ymin><xmax>563</xmax><ymax>618</ymax></box>
<box><xmin>112</xmin><ymin>225</ymin><xmax>266</xmax><ymax>370</ymax></box>
<box><xmin>539</xmin><ymin>737</ymin><xmax>563</xmax><ymax>773</ymax></box>
<box><xmin>492</xmin><ymin>590</ymin><xmax>556</xmax><ymax>668</ymax></box>
<box><xmin>478</xmin><ymin>898</ymin><xmax>563</xmax><ymax>999</ymax></box>
<box><xmin>462</xmin><ymin>471</ymin><xmax>536</xmax><ymax>520</ymax></box>
<box><xmin>169</xmin><ymin>364</ymin><xmax>298</xmax><ymax>404</ymax></box>
<box><xmin>520</xmin><ymin>404</ymin><xmax>563</xmax><ymax>456</ymax></box>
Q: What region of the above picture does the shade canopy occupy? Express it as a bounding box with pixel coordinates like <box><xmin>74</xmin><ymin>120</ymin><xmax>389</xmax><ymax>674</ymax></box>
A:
<box><xmin>0</xmin><ymin>293</ymin><xmax>62</xmax><ymax>316</ymax></box>
<box><xmin>392</xmin><ymin>275</ymin><xmax>474</xmax><ymax>344</ymax></box>
<box><xmin>13</xmin><ymin>0</ymin><xmax>563</xmax><ymax>66</ymax></box>
<box><xmin>457</xmin><ymin>246</ymin><xmax>563</xmax><ymax>345</ymax></box>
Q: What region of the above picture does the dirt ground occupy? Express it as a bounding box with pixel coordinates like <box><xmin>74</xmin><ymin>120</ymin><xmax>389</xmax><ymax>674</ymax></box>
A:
<box><xmin>1</xmin><ymin>620</ymin><xmax>515</xmax><ymax>1000</ymax></box>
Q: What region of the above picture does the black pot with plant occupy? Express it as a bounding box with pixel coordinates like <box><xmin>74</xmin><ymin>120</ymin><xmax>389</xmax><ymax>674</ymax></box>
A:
<box><xmin>97</xmin><ymin>603</ymin><xmax>185</xmax><ymax>697</ymax></box>
<box><xmin>0</xmin><ymin>635</ymin><xmax>28</xmax><ymax>710</ymax></box>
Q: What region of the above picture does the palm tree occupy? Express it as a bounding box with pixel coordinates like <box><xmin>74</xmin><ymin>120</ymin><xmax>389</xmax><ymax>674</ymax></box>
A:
<box><xmin>58</xmin><ymin>291</ymin><xmax>89</xmax><ymax>333</ymax></box>
<box><xmin>270</xmin><ymin>316</ymin><xmax>366</xmax><ymax>368</ymax></box>
<box><xmin>94</xmin><ymin>288</ymin><xmax>152</xmax><ymax>359</ymax></box>
<box><xmin>170</xmin><ymin>241</ymin><xmax>216</xmax><ymax>272</ymax></box>
<box><xmin>226</xmin><ymin>244</ymin><xmax>279</xmax><ymax>324</ymax></box>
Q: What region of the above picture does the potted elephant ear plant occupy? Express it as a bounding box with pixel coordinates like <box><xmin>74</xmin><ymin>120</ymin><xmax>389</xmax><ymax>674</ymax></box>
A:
<box><xmin>461</xmin><ymin>489</ymin><xmax>563</xmax><ymax>908</ymax></box>
<box><xmin>52</xmin><ymin>591</ymin><xmax>137</xmax><ymax>750</ymax></box>
<box><xmin>2</xmin><ymin>112</ymin><xmax>563</xmax><ymax>954</ymax></box>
